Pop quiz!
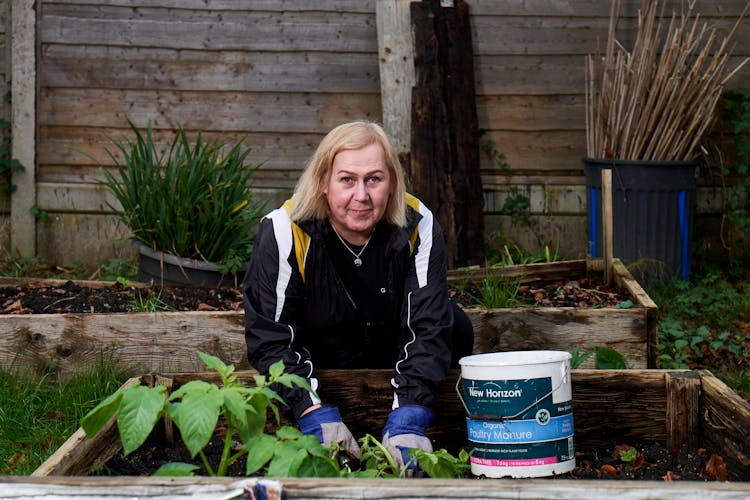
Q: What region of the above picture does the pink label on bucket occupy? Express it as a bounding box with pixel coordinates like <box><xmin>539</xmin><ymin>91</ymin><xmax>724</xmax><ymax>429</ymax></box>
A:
<box><xmin>471</xmin><ymin>456</ymin><xmax>557</xmax><ymax>467</ymax></box>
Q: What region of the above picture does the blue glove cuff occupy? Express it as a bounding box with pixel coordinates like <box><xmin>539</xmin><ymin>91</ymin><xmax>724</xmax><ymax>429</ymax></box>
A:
<box><xmin>382</xmin><ymin>405</ymin><xmax>435</xmax><ymax>438</ymax></box>
<box><xmin>298</xmin><ymin>405</ymin><xmax>342</xmax><ymax>441</ymax></box>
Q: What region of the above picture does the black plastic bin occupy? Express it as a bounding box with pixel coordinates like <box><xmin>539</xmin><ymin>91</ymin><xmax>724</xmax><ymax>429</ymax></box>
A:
<box><xmin>583</xmin><ymin>158</ymin><xmax>697</xmax><ymax>282</ymax></box>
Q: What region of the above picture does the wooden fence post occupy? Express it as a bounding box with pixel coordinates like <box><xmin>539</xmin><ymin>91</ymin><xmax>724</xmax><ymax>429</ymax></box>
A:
<box><xmin>376</xmin><ymin>0</ymin><xmax>415</xmax><ymax>158</ymax></box>
<box><xmin>10</xmin><ymin>0</ymin><xmax>37</xmax><ymax>257</ymax></box>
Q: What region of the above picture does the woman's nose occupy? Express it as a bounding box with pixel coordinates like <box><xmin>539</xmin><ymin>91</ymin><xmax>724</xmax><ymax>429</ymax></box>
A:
<box><xmin>353</xmin><ymin>181</ymin><xmax>368</xmax><ymax>200</ymax></box>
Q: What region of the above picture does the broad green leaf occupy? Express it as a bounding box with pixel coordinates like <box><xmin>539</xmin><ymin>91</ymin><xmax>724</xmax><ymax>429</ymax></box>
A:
<box><xmin>267</xmin><ymin>445</ymin><xmax>308</xmax><ymax>477</ymax></box>
<box><xmin>169</xmin><ymin>386</ymin><xmax>224</xmax><ymax>458</ymax></box>
<box><xmin>198</xmin><ymin>351</ymin><xmax>233</xmax><ymax>379</ymax></box>
<box><xmin>294</xmin><ymin>455</ymin><xmax>340</xmax><ymax>477</ymax></box>
<box><xmin>276</xmin><ymin>425</ymin><xmax>303</xmax><ymax>440</ymax></box>
<box><xmin>222</xmin><ymin>388</ymin><xmax>251</xmax><ymax>422</ymax></box>
<box><xmin>243</xmin><ymin>434</ymin><xmax>277</xmax><ymax>475</ymax></box>
<box><xmin>235</xmin><ymin>393</ymin><xmax>267</xmax><ymax>442</ymax></box>
<box><xmin>595</xmin><ymin>346</ymin><xmax>628</xmax><ymax>369</ymax></box>
<box><xmin>118</xmin><ymin>385</ymin><xmax>167</xmax><ymax>455</ymax></box>
<box><xmin>268</xmin><ymin>360</ymin><xmax>285</xmax><ymax>378</ymax></box>
<box><xmin>81</xmin><ymin>390</ymin><xmax>124</xmax><ymax>438</ymax></box>
<box><xmin>152</xmin><ymin>462</ymin><xmax>199</xmax><ymax>477</ymax></box>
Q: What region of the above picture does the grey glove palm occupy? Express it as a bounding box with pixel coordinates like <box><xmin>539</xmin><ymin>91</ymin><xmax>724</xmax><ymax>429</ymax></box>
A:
<box><xmin>298</xmin><ymin>405</ymin><xmax>361</xmax><ymax>459</ymax></box>
<box><xmin>382</xmin><ymin>431</ymin><xmax>433</xmax><ymax>469</ymax></box>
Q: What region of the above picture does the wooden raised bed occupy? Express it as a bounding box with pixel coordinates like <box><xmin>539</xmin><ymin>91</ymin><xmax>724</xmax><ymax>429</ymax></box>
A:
<box><xmin>0</xmin><ymin>258</ymin><xmax>656</xmax><ymax>378</ymax></box>
<box><xmin>31</xmin><ymin>368</ymin><xmax>750</xmax><ymax>497</ymax></box>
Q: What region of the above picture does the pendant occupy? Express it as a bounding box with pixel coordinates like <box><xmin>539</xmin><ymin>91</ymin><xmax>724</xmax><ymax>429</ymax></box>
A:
<box><xmin>354</xmin><ymin>258</ymin><xmax>362</xmax><ymax>267</ymax></box>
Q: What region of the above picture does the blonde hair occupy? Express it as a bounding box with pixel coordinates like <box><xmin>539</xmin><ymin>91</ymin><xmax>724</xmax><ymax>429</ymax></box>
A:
<box><xmin>290</xmin><ymin>121</ymin><xmax>407</xmax><ymax>227</ymax></box>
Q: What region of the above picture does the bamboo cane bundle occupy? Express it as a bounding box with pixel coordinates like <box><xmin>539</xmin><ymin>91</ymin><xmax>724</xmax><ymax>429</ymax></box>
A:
<box><xmin>586</xmin><ymin>0</ymin><xmax>750</xmax><ymax>161</ymax></box>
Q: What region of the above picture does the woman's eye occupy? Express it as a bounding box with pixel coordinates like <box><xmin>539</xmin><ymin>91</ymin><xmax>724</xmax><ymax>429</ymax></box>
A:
<box><xmin>340</xmin><ymin>177</ymin><xmax>352</xmax><ymax>184</ymax></box>
<box><xmin>368</xmin><ymin>176</ymin><xmax>381</xmax><ymax>183</ymax></box>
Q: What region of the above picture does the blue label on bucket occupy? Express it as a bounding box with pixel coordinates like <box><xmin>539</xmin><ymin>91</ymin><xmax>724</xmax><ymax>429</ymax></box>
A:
<box><xmin>463</xmin><ymin>378</ymin><xmax>566</xmax><ymax>419</ymax></box>
<box><xmin>466</xmin><ymin>413</ymin><xmax>573</xmax><ymax>444</ymax></box>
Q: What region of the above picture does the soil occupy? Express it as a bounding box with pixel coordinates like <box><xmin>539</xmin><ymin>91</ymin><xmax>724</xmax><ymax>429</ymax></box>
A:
<box><xmin>0</xmin><ymin>275</ymin><xmax>629</xmax><ymax>314</ymax></box>
<box><xmin>0</xmin><ymin>281</ymin><xmax>243</xmax><ymax>314</ymax></box>
<box><xmin>100</xmin><ymin>431</ymin><xmax>729</xmax><ymax>481</ymax></box>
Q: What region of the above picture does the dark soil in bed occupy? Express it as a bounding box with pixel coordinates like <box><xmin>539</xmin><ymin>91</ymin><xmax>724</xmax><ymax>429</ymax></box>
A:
<box><xmin>100</xmin><ymin>431</ymin><xmax>729</xmax><ymax>481</ymax></box>
<box><xmin>0</xmin><ymin>275</ymin><xmax>630</xmax><ymax>314</ymax></box>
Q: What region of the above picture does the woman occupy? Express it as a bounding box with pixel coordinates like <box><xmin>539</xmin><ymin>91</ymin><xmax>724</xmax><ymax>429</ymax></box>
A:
<box><xmin>243</xmin><ymin>121</ymin><xmax>473</xmax><ymax>468</ymax></box>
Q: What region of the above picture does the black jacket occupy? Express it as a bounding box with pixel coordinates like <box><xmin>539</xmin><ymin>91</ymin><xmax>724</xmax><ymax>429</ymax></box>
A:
<box><xmin>243</xmin><ymin>194</ymin><xmax>454</xmax><ymax>418</ymax></box>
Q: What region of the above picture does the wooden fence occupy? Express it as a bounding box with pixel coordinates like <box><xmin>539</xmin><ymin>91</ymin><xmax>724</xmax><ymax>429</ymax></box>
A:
<box><xmin>3</xmin><ymin>0</ymin><xmax>750</xmax><ymax>268</ymax></box>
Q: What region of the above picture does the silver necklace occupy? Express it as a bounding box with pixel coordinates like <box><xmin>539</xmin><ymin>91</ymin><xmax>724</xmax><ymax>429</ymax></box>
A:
<box><xmin>330</xmin><ymin>223</ymin><xmax>373</xmax><ymax>267</ymax></box>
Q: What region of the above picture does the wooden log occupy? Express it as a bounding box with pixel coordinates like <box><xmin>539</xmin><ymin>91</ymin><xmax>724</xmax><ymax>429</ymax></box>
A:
<box><xmin>410</xmin><ymin>0</ymin><xmax>483</xmax><ymax>268</ymax></box>
<box><xmin>665</xmin><ymin>371</ymin><xmax>701</xmax><ymax>455</ymax></box>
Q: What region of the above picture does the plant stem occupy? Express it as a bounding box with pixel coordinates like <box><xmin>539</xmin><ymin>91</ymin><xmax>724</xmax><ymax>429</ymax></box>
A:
<box><xmin>198</xmin><ymin>450</ymin><xmax>215</xmax><ymax>477</ymax></box>
<box><xmin>216</xmin><ymin>422</ymin><xmax>235</xmax><ymax>476</ymax></box>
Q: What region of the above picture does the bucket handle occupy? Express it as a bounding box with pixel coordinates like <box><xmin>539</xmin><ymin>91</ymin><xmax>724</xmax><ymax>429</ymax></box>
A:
<box><xmin>455</xmin><ymin>361</ymin><xmax>570</xmax><ymax>421</ymax></box>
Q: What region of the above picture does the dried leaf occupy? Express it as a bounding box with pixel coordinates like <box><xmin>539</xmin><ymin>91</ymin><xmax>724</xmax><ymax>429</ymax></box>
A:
<box><xmin>704</xmin><ymin>453</ymin><xmax>728</xmax><ymax>481</ymax></box>
<box><xmin>197</xmin><ymin>303</ymin><xmax>218</xmax><ymax>311</ymax></box>
<box><xmin>662</xmin><ymin>470</ymin><xmax>680</xmax><ymax>481</ymax></box>
<box><xmin>600</xmin><ymin>464</ymin><xmax>617</xmax><ymax>476</ymax></box>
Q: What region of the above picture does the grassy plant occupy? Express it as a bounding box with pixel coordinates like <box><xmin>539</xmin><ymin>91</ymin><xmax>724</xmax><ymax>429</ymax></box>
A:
<box><xmin>130</xmin><ymin>289</ymin><xmax>173</xmax><ymax>312</ymax></box>
<box><xmin>0</xmin><ymin>356</ymin><xmax>128</xmax><ymax>475</ymax></box>
<box><xmin>487</xmin><ymin>244</ymin><xmax>559</xmax><ymax>267</ymax></box>
<box><xmin>99</xmin><ymin>121</ymin><xmax>266</xmax><ymax>274</ymax></box>
<box><xmin>470</xmin><ymin>273</ymin><xmax>521</xmax><ymax>309</ymax></box>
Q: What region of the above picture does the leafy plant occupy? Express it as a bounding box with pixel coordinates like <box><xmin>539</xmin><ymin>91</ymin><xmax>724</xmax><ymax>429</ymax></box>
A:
<box><xmin>82</xmin><ymin>352</ymin><xmax>315</xmax><ymax>477</ymax></box>
<box><xmin>570</xmin><ymin>346</ymin><xmax>627</xmax><ymax>369</ymax></box>
<box><xmin>98</xmin><ymin>121</ymin><xmax>266</xmax><ymax>274</ymax></box>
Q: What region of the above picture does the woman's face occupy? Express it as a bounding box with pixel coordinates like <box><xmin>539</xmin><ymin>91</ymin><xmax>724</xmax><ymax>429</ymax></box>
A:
<box><xmin>324</xmin><ymin>142</ymin><xmax>392</xmax><ymax>244</ymax></box>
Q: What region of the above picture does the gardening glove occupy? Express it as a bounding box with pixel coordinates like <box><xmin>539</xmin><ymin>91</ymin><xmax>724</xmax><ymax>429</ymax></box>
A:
<box><xmin>382</xmin><ymin>405</ymin><xmax>434</xmax><ymax>471</ymax></box>
<box><xmin>298</xmin><ymin>405</ymin><xmax>361</xmax><ymax>459</ymax></box>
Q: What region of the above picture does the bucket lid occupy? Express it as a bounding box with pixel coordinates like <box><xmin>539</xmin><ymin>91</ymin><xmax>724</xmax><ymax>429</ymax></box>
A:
<box><xmin>459</xmin><ymin>350</ymin><xmax>571</xmax><ymax>367</ymax></box>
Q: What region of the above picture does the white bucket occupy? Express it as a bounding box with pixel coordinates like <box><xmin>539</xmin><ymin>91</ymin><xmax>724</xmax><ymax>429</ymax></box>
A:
<box><xmin>458</xmin><ymin>350</ymin><xmax>575</xmax><ymax>478</ymax></box>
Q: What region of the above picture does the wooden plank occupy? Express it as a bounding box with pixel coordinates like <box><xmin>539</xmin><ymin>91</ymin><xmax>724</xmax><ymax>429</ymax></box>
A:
<box><xmin>469</xmin><ymin>0</ymin><xmax>750</xmax><ymax>16</ymax></box>
<box><xmin>39</xmin><ymin>45</ymin><xmax>380</xmax><ymax>93</ymax></box>
<box><xmin>9</xmin><ymin>475</ymin><xmax>750</xmax><ymax>499</ymax></box>
<box><xmin>665</xmin><ymin>371</ymin><xmax>701</xmax><ymax>455</ymax></box>
<box><xmin>39</xmin><ymin>88</ymin><xmax>381</xmax><ymax>132</ymax></box>
<box><xmin>469</xmin><ymin>307</ymin><xmax>649</xmax><ymax>369</ymax></box>
<box><xmin>0</xmin><ymin>311</ymin><xmax>249</xmax><ymax>377</ymax></box>
<box><xmin>40</xmin><ymin>11</ymin><xmax>377</xmax><ymax>52</ymax></box>
<box><xmin>699</xmin><ymin>369</ymin><xmax>750</xmax><ymax>481</ymax></box>
<box><xmin>44</xmin><ymin>0</ymin><xmax>376</xmax><ymax>12</ymax></box>
<box><xmin>474</xmin><ymin>54</ymin><xmax>750</xmax><ymax>95</ymax></box>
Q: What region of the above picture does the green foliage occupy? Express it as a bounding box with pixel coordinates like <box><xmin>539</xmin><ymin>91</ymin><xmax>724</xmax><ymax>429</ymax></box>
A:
<box><xmin>486</xmin><ymin>244</ymin><xmax>559</xmax><ymax>267</ymax></box>
<box><xmin>618</xmin><ymin>447</ymin><xmax>638</xmax><ymax>463</ymax></box>
<box><xmin>653</xmin><ymin>274</ymin><xmax>750</xmax><ymax>399</ymax></box>
<box><xmin>0</xmin><ymin>355</ymin><xmax>128</xmax><ymax>475</ymax></box>
<box><xmin>705</xmin><ymin>89</ymin><xmax>750</xmax><ymax>275</ymax></box>
<box><xmin>570</xmin><ymin>346</ymin><xmax>627</xmax><ymax>369</ymax></box>
<box><xmin>98</xmin><ymin>121</ymin><xmax>266</xmax><ymax>274</ymax></box>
